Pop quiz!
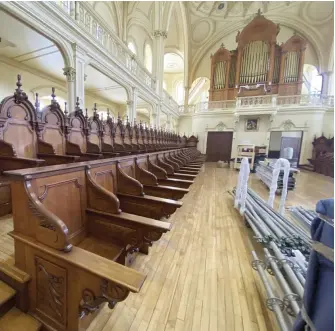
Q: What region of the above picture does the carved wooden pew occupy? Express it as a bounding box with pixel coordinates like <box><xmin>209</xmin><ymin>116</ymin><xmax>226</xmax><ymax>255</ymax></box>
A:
<box><xmin>100</xmin><ymin>110</ymin><xmax>122</xmax><ymax>157</ymax></box>
<box><xmin>4</xmin><ymin>162</ymin><xmax>174</xmax><ymax>330</ymax></box>
<box><xmin>147</xmin><ymin>153</ymin><xmax>195</xmax><ymax>189</ymax></box>
<box><xmin>36</xmin><ymin>91</ymin><xmax>80</xmax><ymax>166</ymax></box>
<box><xmin>112</xmin><ymin>115</ymin><xmax>134</xmax><ymax>156</ymax></box>
<box><xmin>0</xmin><ymin>76</ymin><xmax>45</xmax><ymax>215</ymax></box>
<box><xmin>88</xmin><ymin>158</ymin><xmax>183</xmax><ymax>221</ymax></box>
<box><xmin>133</xmin><ymin>155</ymin><xmax>189</xmax><ymax>200</ymax></box>
<box><xmin>86</xmin><ymin>105</ymin><xmax>120</xmax><ymax>159</ymax></box>
<box><xmin>66</xmin><ymin>100</ymin><xmax>103</xmax><ymax>161</ymax></box>
<box><xmin>130</xmin><ymin>120</ymin><xmax>146</xmax><ymax>153</ymax></box>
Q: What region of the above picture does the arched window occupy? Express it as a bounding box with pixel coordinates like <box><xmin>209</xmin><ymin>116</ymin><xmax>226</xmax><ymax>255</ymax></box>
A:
<box><xmin>176</xmin><ymin>81</ymin><xmax>184</xmax><ymax>105</ymax></box>
<box><xmin>144</xmin><ymin>43</ymin><xmax>152</xmax><ymax>73</ymax></box>
<box><xmin>302</xmin><ymin>64</ymin><xmax>322</xmax><ymax>94</ymax></box>
<box><xmin>127</xmin><ymin>41</ymin><xmax>137</xmax><ymax>55</ymax></box>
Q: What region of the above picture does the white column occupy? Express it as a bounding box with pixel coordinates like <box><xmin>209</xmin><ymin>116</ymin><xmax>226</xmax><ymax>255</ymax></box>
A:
<box><xmin>72</xmin><ymin>43</ymin><xmax>87</xmax><ymax>110</ymax></box>
<box><xmin>155</xmin><ymin>103</ymin><xmax>161</xmax><ymax>128</ymax></box>
<box><xmin>167</xmin><ymin>114</ymin><xmax>173</xmax><ymax>130</ymax></box>
<box><xmin>153</xmin><ymin>30</ymin><xmax>167</xmax><ymax>96</ymax></box>
<box><xmin>126</xmin><ymin>87</ymin><xmax>138</xmax><ymax>124</ymax></box>
<box><xmin>321</xmin><ymin>71</ymin><xmax>332</xmax><ymax>95</ymax></box>
<box><xmin>63</xmin><ymin>67</ymin><xmax>76</xmax><ymax>111</ymax></box>
<box><xmin>184</xmin><ymin>86</ymin><xmax>190</xmax><ymax>109</ymax></box>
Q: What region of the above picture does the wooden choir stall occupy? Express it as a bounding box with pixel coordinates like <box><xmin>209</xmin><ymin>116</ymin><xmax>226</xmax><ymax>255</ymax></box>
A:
<box><xmin>0</xmin><ymin>75</ymin><xmax>205</xmax><ymax>331</ymax></box>
<box><xmin>209</xmin><ymin>10</ymin><xmax>307</xmax><ymax>101</ymax></box>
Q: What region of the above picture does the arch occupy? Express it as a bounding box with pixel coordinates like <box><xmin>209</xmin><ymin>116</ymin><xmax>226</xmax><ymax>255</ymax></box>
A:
<box><xmin>1</xmin><ymin>3</ymin><xmax>74</xmax><ymax>69</ymax></box>
<box><xmin>93</xmin><ymin>1</ymin><xmax>119</xmax><ymax>36</ymax></box>
<box><xmin>302</xmin><ymin>64</ymin><xmax>322</xmax><ymax>94</ymax></box>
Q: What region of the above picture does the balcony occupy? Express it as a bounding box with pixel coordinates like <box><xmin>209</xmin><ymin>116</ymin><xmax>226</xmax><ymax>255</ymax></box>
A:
<box><xmin>179</xmin><ymin>94</ymin><xmax>334</xmax><ymax>115</ymax></box>
<box><xmin>57</xmin><ymin>1</ymin><xmax>179</xmax><ymax>114</ymax></box>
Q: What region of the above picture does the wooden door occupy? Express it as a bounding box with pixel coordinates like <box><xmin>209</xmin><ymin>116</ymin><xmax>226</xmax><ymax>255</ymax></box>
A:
<box><xmin>206</xmin><ymin>132</ymin><xmax>233</xmax><ymax>162</ymax></box>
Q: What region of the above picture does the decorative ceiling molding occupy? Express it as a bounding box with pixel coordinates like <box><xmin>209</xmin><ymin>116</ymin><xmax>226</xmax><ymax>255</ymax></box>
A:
<box><xmin>191</xmin><ymin>18</ymin><xmax>215</xmax><ymax>45</ymax></box>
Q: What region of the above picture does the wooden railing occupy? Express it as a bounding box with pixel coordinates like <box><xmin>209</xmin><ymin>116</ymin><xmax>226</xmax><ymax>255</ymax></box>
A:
<box><xmin>179</xmin><ymin>94</ymin><xmax>334</xmax><ymax>113</ymax></box>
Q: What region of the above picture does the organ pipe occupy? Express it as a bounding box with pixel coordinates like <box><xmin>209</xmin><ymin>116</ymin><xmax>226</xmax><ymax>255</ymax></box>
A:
<box><xmin>209</xmin><ymin>12</ymin><xmax>307</xmax><ymax>101</ymax></box>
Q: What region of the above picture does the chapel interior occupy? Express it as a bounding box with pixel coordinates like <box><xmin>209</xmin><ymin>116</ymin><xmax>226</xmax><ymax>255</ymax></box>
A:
<box><xmin>0</xmin><ymin>1</ymin><xmax>333</xmax><ymax>331</ymax></box>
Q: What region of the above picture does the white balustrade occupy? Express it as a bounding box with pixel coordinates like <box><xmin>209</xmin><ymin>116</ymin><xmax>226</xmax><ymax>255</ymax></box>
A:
<box><xmin>181</xmin><ymin>94</ymin><xmax>334</xmax><ymax>114</ymax></box>
<box><xmin>57</xmin><ymin>2</ymin><xmax>164</xmax><ymax>98</ymax></box>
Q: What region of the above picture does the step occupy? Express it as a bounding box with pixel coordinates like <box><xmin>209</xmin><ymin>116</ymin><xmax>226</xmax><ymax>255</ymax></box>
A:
<box><xmin>0</xmin><ymin>280</ymin><xmax>16</xmax><ymax>306</ymax></box>
<box><xmin>0</xmin><ymin>307</ymin><xmax>41</xmax><ymax>331</ymax></box>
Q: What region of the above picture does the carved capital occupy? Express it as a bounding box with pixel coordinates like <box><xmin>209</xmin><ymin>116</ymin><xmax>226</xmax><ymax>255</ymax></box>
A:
<box><xmin>153</xmin><ymin>30</ymin><xmax>168</xmax><ymax>39</ymax></box>
<box><xmin>80</xmin><ymin>280</ymin><xmax>130</xmax><ymax>316</ymax></box>
<box><xmin>126</xmin><ymin>100</ymin><xmax>133</xmax><ymax>107</ymax></box>
<box><xmin>63</xmin><ymin>67</ymin><xmax>76</xmax><ymax>82</ymax></box>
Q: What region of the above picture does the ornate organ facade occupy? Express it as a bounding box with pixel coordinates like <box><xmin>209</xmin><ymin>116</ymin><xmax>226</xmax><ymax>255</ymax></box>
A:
<box><xmin>209</xmin><ymin>11</ymin><xmax>307</xmax><ymax>101</ymax></box>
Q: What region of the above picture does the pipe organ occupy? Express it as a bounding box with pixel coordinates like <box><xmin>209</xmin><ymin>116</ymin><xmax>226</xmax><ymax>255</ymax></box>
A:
<box><xmin>209</xmin><ymin>11</ymin><xmax>307</xmax><ymax>101</ymax></box>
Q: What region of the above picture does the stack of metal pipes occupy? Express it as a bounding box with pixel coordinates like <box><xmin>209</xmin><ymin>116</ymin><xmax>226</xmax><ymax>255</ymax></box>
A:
<box><xmin>288</xmin><ymin>206</ymin><xmax>318</xmax><ymax>232</ymax></box>
<box><xmin>232</xmin><ymin>188</ymin><xmax>313</xmax><ymax>331</ymax></box>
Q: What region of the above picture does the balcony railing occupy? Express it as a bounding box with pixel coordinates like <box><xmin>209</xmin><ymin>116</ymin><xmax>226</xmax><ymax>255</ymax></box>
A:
<box><xmin>179</xmin><ymin>94</ymin><xmax>334</xmax><ymax>114</ymax></box>
<box><xmin>57</xmin><ymin>1</ymin><xmax>179</xmax><ymax>114</ymax></box>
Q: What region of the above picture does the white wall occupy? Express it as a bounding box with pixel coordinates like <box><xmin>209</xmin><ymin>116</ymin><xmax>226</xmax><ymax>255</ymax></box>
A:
<box><xmin>179</xmin><ymin>108</ymin><xmax>334</xmax><ymax>163</ymax></box>
<box><xmin>323</xmin><ymin>110</ymin><xmax>334</xmax><ymax>137</ymax></box>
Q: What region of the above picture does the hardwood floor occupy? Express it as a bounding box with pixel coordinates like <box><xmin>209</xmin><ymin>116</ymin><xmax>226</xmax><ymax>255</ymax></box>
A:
<box><xmin>0</xmin><ymin>164</ymin><xmax>333</xmax><ymax>331</ymax></box>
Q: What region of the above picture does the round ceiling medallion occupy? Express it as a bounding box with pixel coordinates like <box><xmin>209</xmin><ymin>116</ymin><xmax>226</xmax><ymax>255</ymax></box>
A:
<box><xmin>192</xmin><ymin>20</ymin><xmax>212</xmax><ymax>44</ymax></box>
<box><xmin>303</xmin><ymin>2</ymin><xmax>333</xmax><ymax>25</ymax></box>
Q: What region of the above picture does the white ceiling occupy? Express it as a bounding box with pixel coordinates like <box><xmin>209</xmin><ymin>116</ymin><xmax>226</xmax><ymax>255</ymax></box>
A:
<box><xmin>0</xmin><ymin>10</ymin><xmax>65</xmax><ymax>81</ymax></box>
<box><xmin>164</xmin><ymin>53</ymin><xmax>184</xmax><ymax>73</ymax></box>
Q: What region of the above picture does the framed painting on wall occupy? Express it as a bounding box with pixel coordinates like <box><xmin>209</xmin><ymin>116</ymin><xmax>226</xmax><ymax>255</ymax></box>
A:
<box><xmin>245</xmin><ymin>118</ymin><xmax>259</xmax><ymax>132</ymax></box>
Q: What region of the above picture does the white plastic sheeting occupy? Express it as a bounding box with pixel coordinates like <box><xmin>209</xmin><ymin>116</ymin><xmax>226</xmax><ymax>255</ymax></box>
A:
<box><xmin>234</xmin><ymin>157</ymin><xmax>250</xmax><ymax>215</ymax></box>
<box><xmin>267</xmin><ymin>158</ymin><xmax>290</xmax><ymax>215</ymax></box>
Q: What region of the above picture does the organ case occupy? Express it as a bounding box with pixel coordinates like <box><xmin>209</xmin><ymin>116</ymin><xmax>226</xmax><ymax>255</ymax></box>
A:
<box><xmin>209</xmin><ymin>11</ymin><xmax>307</xmax><ymax>101</ymax></box>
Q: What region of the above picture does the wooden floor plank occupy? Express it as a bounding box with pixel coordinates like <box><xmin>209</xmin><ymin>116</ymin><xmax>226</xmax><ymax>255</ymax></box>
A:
<box><xmin>0</xmin><ymin>166</ymin><xmax>332</xmax><ymax>331</ymax></box>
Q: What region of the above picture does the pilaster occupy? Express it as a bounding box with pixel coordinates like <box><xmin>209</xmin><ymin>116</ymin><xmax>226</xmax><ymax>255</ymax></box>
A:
<box><xmin>153</xmin><ymin>30</ymin><xmax>167</xmax><ymax>97</ymax></box>
<box><xmin>72</xmin><ymin>43</ymin><xmax>87</xmax><ymax>110</ymax></box>
<box><xmin>63</xmin><ymin>66</ymin><xmax>76</xmax><ymax>112</ymax></box>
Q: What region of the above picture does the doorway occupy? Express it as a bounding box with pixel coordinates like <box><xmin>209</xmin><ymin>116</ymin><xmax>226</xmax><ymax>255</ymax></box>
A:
<box><xmin>269</xmin><ymin>131</ymin><xmax>303</xmax><ymax>166</ymax></box>
<box><xmin>206</xmin><ymin>131</ymin><xmax>233</xmax><ymax>162</ymax></box>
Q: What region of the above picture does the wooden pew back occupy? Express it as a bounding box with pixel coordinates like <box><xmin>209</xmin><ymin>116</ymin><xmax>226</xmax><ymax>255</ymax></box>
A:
<box><xmin>0</xmin><ymin>76</ymin><xmax>37</xmax><ymax>159</ymax></box>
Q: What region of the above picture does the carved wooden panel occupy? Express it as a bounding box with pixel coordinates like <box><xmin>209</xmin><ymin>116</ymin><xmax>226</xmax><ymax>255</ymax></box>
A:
<box><xmin>90</xmin><ymin>134</ymin><xmax>100</xmax><ymax>147</ymax></box>
<box><xmin>69</xmin><ymin>130</ymin><xmax>86</xmax><ymax>153</ymax></box>
<box><xmin>35</xmin><ymin>172</ymin><xmax>86</xmax><ymax>241</ymax></box>
<box><xmin>115</xmin><ymin>127</ymin><xmax>122</xmax><ymax>144</ymax></box>
<box><xmin>118</xmin><ymin>160</ymin><xmax>135</xmax><ymax>178</ymax></box>
<box><xmin>35</xmin><ymin>256</ymin><xmax>67</xmax><ymax>328</ymax></box>
<box><xmin>92</xmin><ymin>164</ymin><xmax>117</xmax><ymax>194</ymax></box>
<box><xmin>43</xmin><ymin>128</ymin><xmax>65</xmax><ymax>155</ymax></box>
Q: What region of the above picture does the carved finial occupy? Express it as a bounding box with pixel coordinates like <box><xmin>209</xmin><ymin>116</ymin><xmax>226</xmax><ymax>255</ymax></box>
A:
<box><xmin>126</xmin><ymin>115</ymin><xmax>129</xmax><ymax>125</ymax></box>
<box><xmin>51</xmin><ymin>87</ymin><xmax>56</xmax><ymax>103</ymax></box>
<box><xmin>93</xmin><ymin>103</ymin><xmax>99</xmax><ymax>119</ymax></box>
<box><xmin>220</xmin><ymin>43</ymin><xmax>225</xmax><ymax>48</ymax></box>
<box><xmin>64</xmin><ymin>102</ymin><xmax>68</xmax><ymax>116</ymax></box>
<box><xmin>35</xmin><ymin>93</ymin><xmax>40</xmax><ymax>112</ymax></box>
<box><xmin>107</xmin><ymin>108</ymin><xmax>110</xmax><ymax>119</ymax></box>
<box><xmin>257</xmin><ymin>8</ymin><xmax>262</xmax><ymax>16</ymax></box>
<box><xmin>14</xmin><ymin>74</ymin><xmax>28</xmax><ymax>104</ymax></box>
<box><xmin>85</xmin><ymin>108</ymin><xmax>88</xmax><ymax>120</ymax></box>
<box><xmin>118</xmin><ymin>112</ymin><xmax>121</xmax><ymax>120</ymax></box>
<box><xmin>101</xmin><ymin>112</ymin><xmax>104</xmax><ymax>121</ymax></box>
<box><xmin>75</xmin><ymin>96</ymin><xmax>81</xmax><ymax>113</ymax></box>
